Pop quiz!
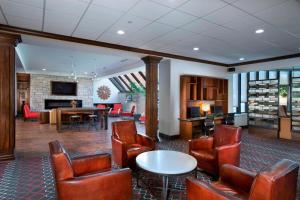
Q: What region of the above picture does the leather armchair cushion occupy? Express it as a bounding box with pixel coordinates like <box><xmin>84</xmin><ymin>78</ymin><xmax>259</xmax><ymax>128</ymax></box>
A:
<box><xmin>213</xmin><ymin>126</ymin><xmax>241</xmax><ymax>147</ymax></box>
<box><xmin>113</xmin><ymin>121</ymin><xmax>137</xmax><ymax>145</ymax></box>
<box><xmin>72</xmin><ymin>153</ymin><xmax>112</xmax><ymax>176</ymax></box>
<box><xmin>211</xmin><ymin>182</ymin><xmax>249</xmax><ymax>199</ymax></box>
<box><xmin>190</xmin><ymin>149</ymin><xmax>215</xmax><ymax>161</ymax></box>
<box><xmin>127</xmin><ymin>146</ymin><xmax>152</xmax><ymax>159</ymax></box>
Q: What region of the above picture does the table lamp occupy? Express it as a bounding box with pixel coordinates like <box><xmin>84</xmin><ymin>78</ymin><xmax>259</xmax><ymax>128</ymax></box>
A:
<box><xmin>202</xmin><ymin>103</ymin><xmax>210</xmax><ymax>117</ymax></box>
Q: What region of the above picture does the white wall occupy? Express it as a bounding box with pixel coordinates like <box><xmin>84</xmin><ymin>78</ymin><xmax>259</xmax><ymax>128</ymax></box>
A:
<box><xmin>159</xmin><ymin>59</ymin><xmax>229</xmax><ymax>136</ymax></box>
<box><xmin>159</xmin><ymin>60</ymin><xmax>171</xmax><ymax>135</ymax></box>
<box><xmin>93</xmin><ymin>78</ymin><xmax>120</xmax><ymax>103</ymax></box>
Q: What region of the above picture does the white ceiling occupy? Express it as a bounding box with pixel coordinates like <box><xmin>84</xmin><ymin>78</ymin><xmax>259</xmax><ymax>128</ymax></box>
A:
<box><xmin>17</xmin><ymin>35</ymin><xmax>144</xmax><ymax>77</ymax></box>
<box><xmin>1</xmin><ymin>0</ymin><xmax>300</xmax><ymax>64</ymax></box>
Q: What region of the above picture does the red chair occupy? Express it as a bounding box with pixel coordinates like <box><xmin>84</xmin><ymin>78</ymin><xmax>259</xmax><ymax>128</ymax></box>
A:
<box><xmin>96</xmin><ymin>104</ymin><xmax>106</xmax><ymax>109</ymax></box>
<box><xmin>109</xmin><ymin>103</ymin><xmax>122</xmax><ymax>117</ymax></box>
<box><xmin>121</xmin><ymin>105</ymin><xmax>135</xmax><ymax>118</ymax></box>
<box><xmin>186</xmin><ymin>159</ymin><xmax>299</xmax><ymax>200</ymax></box>
<box><xmin>111</xmin><ymin>120</ymin><xmax>155</xmax><ymax>169</ymax></box>
<box><xmin>23</xmin><ymin>104</ymin><xmax>39</xmax><ymax>121</ymax></box>
<box><xmin>189</xmin><ymin>125</ymin><xmax>241</xmax><ymax>177</ymax></box>
<box><xmin>49</xmin><ymin>140</ymin><xmax>132</xmax><ymax>200</ymax></box>
<box><xmin>139</xmin><ymin>114</ymin><xmax>145</xmax><ymax>123</ymax></box>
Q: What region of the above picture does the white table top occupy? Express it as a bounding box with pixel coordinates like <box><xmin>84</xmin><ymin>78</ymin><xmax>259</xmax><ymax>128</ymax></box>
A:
<box><xmin>136</xmin><ymin>150</ymin><xmax>197</xmax><ymax>175</ymax></box>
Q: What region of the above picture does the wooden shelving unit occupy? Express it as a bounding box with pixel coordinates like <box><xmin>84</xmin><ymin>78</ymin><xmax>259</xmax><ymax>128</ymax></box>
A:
<box><xmin>179</xmin><ymin>75</ymin><xmax>228</xmax><ymax>139</ymax></box>
<box><xmin>180</xmin><ymin>76</ymin><xmax>228</xmax><ymax>119</ymax></box>
<box><xmin>248</xmin><ymin>79</ymin><xmax>279</xmax><ymax>130</ymax></box>
<box><xmin>291</xmin><ymin>70</ymin><xmax>300</xmax><ymax>132</ymax></box>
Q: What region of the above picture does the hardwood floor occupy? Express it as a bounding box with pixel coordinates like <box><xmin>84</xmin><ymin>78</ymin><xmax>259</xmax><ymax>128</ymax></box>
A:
<box><xmin>16</xmin><ymin>118</ymin><xmax>145</xmax><ymax>157</ymax></box>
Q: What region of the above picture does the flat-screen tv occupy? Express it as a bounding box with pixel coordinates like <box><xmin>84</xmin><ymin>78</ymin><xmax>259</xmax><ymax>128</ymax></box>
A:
<box><xmin>51</xmin><ymin>81</ymin><xmax>77</xmax><ymax>96</ymax></box>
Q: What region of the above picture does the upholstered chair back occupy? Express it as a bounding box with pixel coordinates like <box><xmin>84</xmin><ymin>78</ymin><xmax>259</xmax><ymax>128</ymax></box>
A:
<box><xmin>249</xmin><ymin>159</ymin><xmax>299</xmax><ymax>200</ymax></box>
<box><xmin>49</xmin><ymin>140</ymin><xmax>74</xmax><ymax>181</ymax></box>
<box><xmin>130</xmin><ymin>106</ymin><xmax>136</xmax><ymax>114</ymax></box>
<box><xmin>213</xmin><ymin>125</ymin><xmax>241</xmax><ymax>147</ymax></box>
<box><xmin>112</xmin><ymin>120</ymin><xmax>137</xmax><ymax>145</ymax></box>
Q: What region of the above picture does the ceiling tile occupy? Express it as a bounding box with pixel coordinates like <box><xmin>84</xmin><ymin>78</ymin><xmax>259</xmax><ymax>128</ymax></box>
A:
<box><xmin>233</xmin><ymin>0</ymin><xmax>288</xmax><ymax>14</ymax></box>
<box><xmin>106</xmin><ymin>13</ymin><xmax>152</xmax><ymax>35</ymax></box>
<box><xmin>182</xmin><ymin>18</ymin><xmax>223</xmax><ymax>34</ymax></box>
<box><xmin>120</xmin><ymin>22</ymin><xmax>175</xmax><ymax>47</ymax></box>
<box><xmin>46</xmin><ymin>0</ymin><xmax>88</xmax><ymax>18</ymax></box>
<box><xmin>177</xmin><ymin>0</ymin><xmax>227</xmax><ymax>17</ymax></box>
<box><xmin>157</xmin><ymin>10</ymin><xmax>197</xmax><ymax>27</ymax></box>
<box><xmin>83</xmin><ymin>4</ymin><xmax>124</xmax><ymax>22</ymax></box>
<box><xmin>73</xmin><ymin>19</ymin><xmax>109</xmax><ymax>40</ymax></box>
<box><xmin>150</xmin><ymin>0</ymin><xmax>189</xmax><ymax>8</ymax></box>
<box><xmin>128</xmin><ymin>0</ymin><xmax>172</xmax><ymax>20</ymax></box>
<box><xmin>5</xmin><ymin>14</ymin><xmax>42</xmax><ymax>30</ymax></box>
<box><xmin>98</xmin><ymin>31</ymin><xmax>125</xmax><ymax>44</ymax></box>
<box><xmin>1</xmin><ymin>0</ymin><xmax>43</xmax><ymax>21</ymax></box>
<box><xmin>223</xmin><ymin>14</ymin><xmax>265</xmax><ymax>34</ymax></box>
<box><xmin>7</xmin><ymin>0</ymin><xmax>44</xmax><ymax>8</ymax></box>
<box><xmin>44</xmin><ymin>11</ymin><xmax>79</xmax><ymax>35</ymax></box>
<box><xmin>92</xmin><ymin>0</ymin><xmax>140</xmax><ymax>12</ymax></box>
<box><xmin>256</xmin><ymin>0</ymin><xmax>300</xmax><ymax>36</ymax></box>
<box><xmin>0</xmin><ymin>10</ymin><xmax>7</xmax><ymax>24</ymax></box>
<box><xmin>203</xmin><ymin>5</ymin><xmax>250</xmax><ymax>25</ymax></box>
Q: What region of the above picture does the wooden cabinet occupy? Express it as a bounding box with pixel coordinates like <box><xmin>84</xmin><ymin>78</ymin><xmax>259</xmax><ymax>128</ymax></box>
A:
<box><xmin>180</xmin><ymin>75</ymin><xmax>228</xmax><ymax>139</ymax></box>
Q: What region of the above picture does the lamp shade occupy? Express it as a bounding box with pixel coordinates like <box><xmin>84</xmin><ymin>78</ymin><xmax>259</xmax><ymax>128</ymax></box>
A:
<box><xmin>202</xmin><ymin>103</ymin><xmax>210</xmax><ymax>112</ymax></box>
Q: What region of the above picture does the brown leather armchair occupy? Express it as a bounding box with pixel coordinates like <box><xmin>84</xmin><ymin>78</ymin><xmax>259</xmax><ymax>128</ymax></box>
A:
<box><xmin>111</xmin><ymin>120</ymin><xmax>155</xmax><ymax>169</ymax></box>
<box><xmin>189</xmin><ymin>125</ymin><xmax>241</xmax><ymax>176</ymax></box>
<box><xmin>49</xmin><ymin>140</ymin><xmax>132</xmax><ymax>200</ymax></box>
<box><xmin>186</xmin><ymin>159</ymin><xmax>299</xmax><ymax>200</ymax></box>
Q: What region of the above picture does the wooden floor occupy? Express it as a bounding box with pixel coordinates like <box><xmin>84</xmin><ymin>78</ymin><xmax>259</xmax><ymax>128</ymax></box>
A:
<box><xmin>16</xmin><ymin>118</ymin><xmax>145</xmax><ymax>157</ymax></box>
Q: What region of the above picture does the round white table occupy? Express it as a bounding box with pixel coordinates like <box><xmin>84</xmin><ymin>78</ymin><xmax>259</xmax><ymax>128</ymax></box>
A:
<box><xmin>136</xmin><ymin>150</ymin><xmax>197</xmax><ymax>200</ymax></box>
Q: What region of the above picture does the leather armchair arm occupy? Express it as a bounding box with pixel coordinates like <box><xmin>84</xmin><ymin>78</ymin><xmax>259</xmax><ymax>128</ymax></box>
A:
<box><xmin>186</xmin><ymin>177</ymin><xmax>231</xmax><ymax>200</ymax></box>
<box><xmin>57</xmin><ymin>168</ymin><xmax>132</xmax><ymax>200</ymax></box>
<box><xmin>136</xmin><ymin>134</ymin><xmax>155</xmax><ymax>150</ymax></box>
<box><xmin>188</xmin><ymin>137</ymin><xmax>213</xmax><ymax>153</ymax></box>
<box><xmin>72</xmin><ymin>153</ymin><xmax>111</xmax><ymax>176</ymax></box>
<box><xmin>215</xmin><ymin>143</ymin><xmax>241</xmax><ymax>168</ymax></box>
<box><xmin>219</xmin><ymin>164</ymin><xmax>256</xmax><ymax>193</ymax></box>
<box><xmin>111</xmin><ymin>136</ymin><xmax>128</xmax><ymax>167</ymax></box>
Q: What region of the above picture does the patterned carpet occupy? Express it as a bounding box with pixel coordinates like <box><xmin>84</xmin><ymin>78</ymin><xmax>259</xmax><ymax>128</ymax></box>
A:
<box><xmin>1</xmin><ymin>132</ymin><xmax>300</xmax><ymax>200</ymax></box>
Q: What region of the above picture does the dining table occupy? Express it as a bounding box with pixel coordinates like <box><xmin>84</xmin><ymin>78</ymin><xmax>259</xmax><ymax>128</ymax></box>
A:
<box><xmin>56</xmin><ymin>107</ymin><xmax>110</xmax><ymax>132</ymax></box>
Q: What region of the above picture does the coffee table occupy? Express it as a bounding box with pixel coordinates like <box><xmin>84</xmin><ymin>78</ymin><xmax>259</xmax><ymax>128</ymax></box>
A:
<box><xmin>136</xmin><ymin>150</ymin><xmax>197</xmax><ymax>200</ymax></box>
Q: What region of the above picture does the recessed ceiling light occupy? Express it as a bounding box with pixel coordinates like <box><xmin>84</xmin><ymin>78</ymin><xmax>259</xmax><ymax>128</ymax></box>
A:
<box><xmin>84</xmin><ymin>72</ymin><xmax>88</xmax><ymax>75</ymax></box>
<box><xmin>42</xmin><ymin>68</ymin><xmax>46</xmax><ymax>71</ymax></box>
<box><xmin>239</xmin><ymin>57</ymin><xmax>245</xmax><ymax>61</ymax></box>
<box><xmin>117</xmin><ymin>30</ymin><xmax>125</xmax><ymax>35</ymax></box>
<box><xmin>255</xmin><ymin>29</ymin><xmax>264</xmax><ymax>34</ymax></box>
<box><xmin>193</xmin><ymin>47</ymin><xmax>199</xmax><ymax>51</ymax></box>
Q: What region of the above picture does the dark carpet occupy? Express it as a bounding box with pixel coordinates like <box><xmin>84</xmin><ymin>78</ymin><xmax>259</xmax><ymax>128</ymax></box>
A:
<box><xmin>1</xmin><ymin>132</ymin><xmax>300</xmax><ymax>200</ymax></box>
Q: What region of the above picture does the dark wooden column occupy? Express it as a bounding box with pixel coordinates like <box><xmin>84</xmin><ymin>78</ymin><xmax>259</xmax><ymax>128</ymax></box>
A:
<box><xmin>0</xmin><ymin>33</ymin><xmax>21</xmax><ymax>161</ymax></box>
<box><xmin>141</xmin><ymin>56</ymin><xmax>162</xmax><ymax>140</ymax></box>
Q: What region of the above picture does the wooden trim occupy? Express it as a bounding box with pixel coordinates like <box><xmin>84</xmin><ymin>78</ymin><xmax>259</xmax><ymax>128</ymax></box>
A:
<box><xmin>131</xmin><ymin>72</ymin><xmax>145</xmax><ymax>88</ymax></box>
<box><xmin>118</xmin><ymin>76</ymin><xmax>132</xmax><ymax>92</ymax></box>
<box><xmin>0</xmin><ymin>24</ymin><xmax>229</xmax><ymax>67</ymax></box>
<box><xmin>124</xmin><ymin>74</ymin><xmax>134</xmax><ymax>85</ymax></box>
<box><xmin>229</xmin><ymin>53</ymin><xmax>300</xmax><ymax>67</ymax></box>
<box><xmin>138</xmin><ymin>71</ymin><xmax>146</xmax><ymax>81</ymax></box>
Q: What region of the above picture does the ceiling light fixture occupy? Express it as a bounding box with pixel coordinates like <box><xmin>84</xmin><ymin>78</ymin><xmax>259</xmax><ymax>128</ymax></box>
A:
<box><xmin>117</xmin><ymin>30</ymin><xmax>125</xmax><ymax>35</ymax></box>
<box><xmin>42</xmin><ymin>68</ymin><xmax>46</xmax><ymax>71</ymax></box>
<box><xmin>84</xmin><ymin>72</ymin><xmax>88</xmax><ymax>75</ymax></box>
<box><xmin>193</xmin><ymin>47</ymin><xmax>199</xmax><ymax>51</ymax></box>
<box><xmin>255</xmin><ymin>29</ymin><xmax>264</xmax><ymax>34</ymax></box>
<box><xmin>239</xmin><ymin>57</ymin><xmax>245</xmax><ymax>61</ymax></box>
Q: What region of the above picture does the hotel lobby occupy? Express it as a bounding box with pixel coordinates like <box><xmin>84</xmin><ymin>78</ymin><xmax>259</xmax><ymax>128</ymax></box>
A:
<box><xmin>1</xmin><ymin>0</ymin><xmax>300</xmax><ymax>199</ymax></box>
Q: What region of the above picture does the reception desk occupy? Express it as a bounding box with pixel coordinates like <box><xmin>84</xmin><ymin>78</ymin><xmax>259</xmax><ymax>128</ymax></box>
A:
<box><xmin>179</xmin><ymin>116</ymin><xmax>223</xmax><ymax>139</ymax></box>
<box><xmin>56</xmin><ymin>107</ymin><xmax>110</xmax><ymax>132</ymax></box>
